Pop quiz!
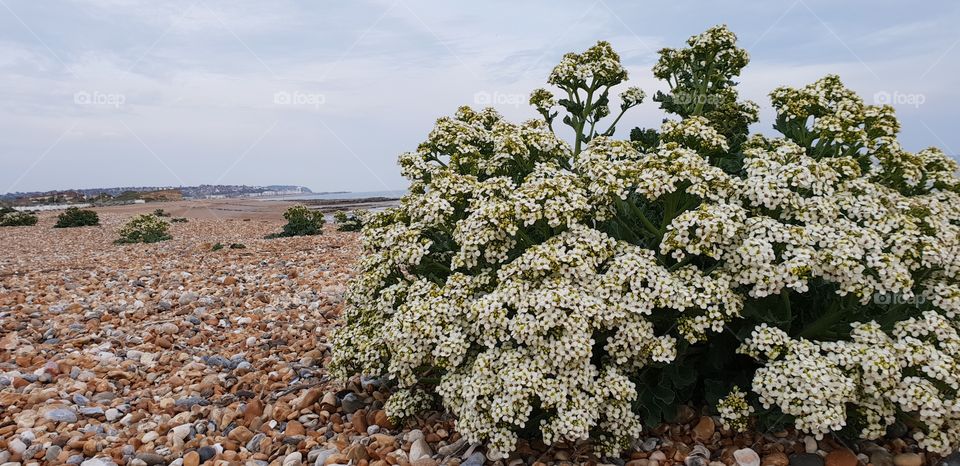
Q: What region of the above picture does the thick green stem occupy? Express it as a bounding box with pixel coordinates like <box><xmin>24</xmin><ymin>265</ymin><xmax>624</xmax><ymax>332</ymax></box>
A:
<box><xmin>798</xmin><ymin>298</ymin><xmax>845</xmax><ymax>339</ymax></box>
<box><xmin>602</xmin><ymin>107</ymin><xmax>629</xmax><ymax>137</ymax></box>
<box><xmin>624</xmin><ymin>199</ymin><xmax>661</xmax><ymax>239</ymax></box>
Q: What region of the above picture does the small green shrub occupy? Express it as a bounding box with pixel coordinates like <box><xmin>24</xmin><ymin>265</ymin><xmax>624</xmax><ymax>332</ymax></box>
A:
<box><xmin>211</xmin><ymin>242</ymin><xmax>224</xmax><ymax>251</ymax></box>
<box><xmin>153</xmin><ymin>208</ymin><xmax>171</xmax><ymax>217</ymax></box>
<box><xmin>268</xmin><ymin>205</ymin><xmax>325</xmax><ymax>238</ymax></box>
<box><xmin>54</xmin><ymin>207</ymin><xmax>100</xmax><ymax>228</ymax></box>
<box><xmin>116</xmin><ymin>214</ymin><xmax>171</xmax><ymax>244</ymax></box>
<box><xmin>171</xmin><ymin>217</ymin><xmax>188</xmax><ymax>223</ymax></box>
<box><xmin>333</xmin><ymin>210</ymin><xmax>366</xmax><ymax>231</ymax></box>
<box><xmin>229</xmin><ymin>243</ymin><xmax>246</xmax><ymax>249</ymax></box>
<box><xmin>0</xmin><ymin>209</ymin><xmax>38</xmax><ymax>227</ymax></box>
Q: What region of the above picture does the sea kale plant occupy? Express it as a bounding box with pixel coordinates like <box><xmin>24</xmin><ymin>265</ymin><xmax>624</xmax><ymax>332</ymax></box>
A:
<box><xmin>54</xmin><ymin>207</ymin><xmax>100</xmax><ymax>228</ymax></box>
<box><xmin>333</xmin><ymin>209</ymin><xmax>368</xmax><ymax>232</ymax></box>
<box><xmin>116</xmin><ymin>213</ymin><xmax>171</xmax><ymax>243</ymax></box>
<box><xmin>269</xmin><ymin>205</ymin><xmax>325</xmax><ymax>238</ymax></box>
<box><xmin>0</xmin><ymin>208</ymin><xmax>38</xmax><ymax>227</ymax></box>
<box><xmin>332</xmin><ymin>25</ymin><xmax>960</xmax><ymax>458</ymax></box>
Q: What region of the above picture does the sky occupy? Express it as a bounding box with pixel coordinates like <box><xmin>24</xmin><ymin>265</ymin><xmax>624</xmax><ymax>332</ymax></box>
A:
<box><xmin>1</xmin><ymin>0</ymin><xmax>959</xmax><ymax>194</ymax></box>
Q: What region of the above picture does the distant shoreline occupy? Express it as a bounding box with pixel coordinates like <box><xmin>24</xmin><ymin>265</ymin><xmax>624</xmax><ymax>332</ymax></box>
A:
<box><xmin>298</xmin><ymin>196</ymin><xmax>402</xmax><ymax>213</ymax></box>
<box><xmin>256</xmin><ymin>189</ymin><xmax>407</xmax><ymax>202</ymax></box>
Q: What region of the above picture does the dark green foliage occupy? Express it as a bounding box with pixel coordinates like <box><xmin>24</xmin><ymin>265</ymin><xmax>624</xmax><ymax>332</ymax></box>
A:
<box><xmin>54</xmin><ymin>207</ymin><xmax>100</xmax><ymax>228</ymax></box>
<box><xmin>211</xmin><ymin>242</ymin><xmax>224</xmax><ymax>251</ymax></box>
<box><xmin>229</xmin><ymin>243</ymin><xmax>246</xmax><ymax>249</ymax></box>
<box><xmin>153</xmin><ymin>208</ymin><xmax>171</xmax><ymax>217</ymax></box>
<box><xmin>171</xmin><ymin>217</ymin><xmax>188</xmax><ymax>223</ymax></box>
<box><xmin>0</xmin><ymin>209</ymin><xmax>38</xmax><ymax>227</ymax></box>
<box><xmin>116</xmin><ymin>214</ymin><xmax>172</xmax><ymax>244</ymax></box>
<box><xmin>267</xmin><ymin>205</ymin><xmax>325</xmax><ymax>238</ymax></box>
<box><xmin>333</xmin><ymin>210</ymin><xmax>365</xmax><ymax>231</ymax></box>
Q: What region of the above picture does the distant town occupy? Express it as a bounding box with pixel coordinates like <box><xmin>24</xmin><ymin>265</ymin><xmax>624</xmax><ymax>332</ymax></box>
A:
<box><xmin>0</xmin><ymin>184</ymin><xmax>323</xmax><ymax>209</ymax></box>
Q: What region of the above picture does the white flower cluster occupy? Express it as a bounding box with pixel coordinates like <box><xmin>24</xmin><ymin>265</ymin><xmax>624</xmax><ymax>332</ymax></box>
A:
<box><xmin>529</xmin><ymin>88</ymin><xmax>557</xmax><ymax>114</ymax></box>
<box><xmin>620</xmin><ymin>86</ymin><xmax>646</xmax><ymax>108</ymax></box>
<box><xmin>653</xmin><ymin>25</ymin><xmax>748</xmax><ymax>82</ymax></box>
<box><xmin>716</xmin><ymin>386</ymin><xmax>753</xmax><ymax>431</ymax></box>
<box><xmin>742</xmin><ymin>315</ymin><xmax>960</xmax><ymax>454</ymax></box>
<box><xmin>661</xmin><ymin>117</ymin><xmax>730</xmax><ymax>154</ymax></box>
<box><xmin>770</xmin><ymin>75</ymin><xmax>899</xmax><ymax>153</ymax></box>
<box><xmin>549</xmin><ymin>40</ymin><xmax>627</xmax><ymax>87</ymax></box>
<box><xmin>332</xmin><ymin>27</ymin><xmax>960</xmax><ymax>460</ymax></box>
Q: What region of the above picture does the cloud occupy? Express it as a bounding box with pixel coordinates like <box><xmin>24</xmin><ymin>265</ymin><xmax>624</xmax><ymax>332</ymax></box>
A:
<box><xmin>1</xmin><ymin>0</ymin><xmax>958</xmax><ymax>193</ymax></box>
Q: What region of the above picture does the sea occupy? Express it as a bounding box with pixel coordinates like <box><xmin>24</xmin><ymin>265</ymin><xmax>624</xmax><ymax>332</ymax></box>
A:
<box><xmin>261</xmin><ymin>189</ymin><xmax>408</xmax><ymax>201</ymax></box>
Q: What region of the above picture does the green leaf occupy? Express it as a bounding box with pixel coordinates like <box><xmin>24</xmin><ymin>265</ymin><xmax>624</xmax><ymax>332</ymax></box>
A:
<box><xmin>652</xmin><ymin>384</ymin><xmax>676</xmax><ymax>404</ymax></box>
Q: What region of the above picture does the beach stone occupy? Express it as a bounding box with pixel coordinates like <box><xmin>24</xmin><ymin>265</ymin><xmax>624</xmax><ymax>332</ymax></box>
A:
<box><xmin>43</xmin><ymin>408</ymin><xmax>78</xmax><ymax>423</ymax></box>
<box><xmin>825</xmin><ymin>449</ymin><xmax>857</xmax><ymax>466</ymax></box>
<box><xmin>85</xmin><ymin>438</ymin><xmax>102</xmax><ymax>457</ymax></box>
<box><xmin>246</xmin><ymin>433</ymin><xmax>266</xmax><ymax>452</ymax></box>
<box><xmin>79</xmin><ymin>406</ymin><xmax>104</xmax><ymax>416</ymax></box>
<box><xmin>81</xmin><ymin>459</ymin><xmax>118</xmax><ymax>466</ymax></box>
<box><xmin>462</xmin><ymin>452</ymin><xmax>486</xmax><ymax>466</ymax></box>
<box><xmin>790</xmin><ymin>453</ymin><xmax>825</xmax><ymax>466</ymax></box>
<box><xmin>158</xmin><ymin>322</ymin><xmax>180</xmax><ymax>334</ymax></box>
<box><xmin>285</xmin><ymin>420</ymin><xmax>305</xmax><ymax>437</ymax></box>
<box><xmin>346</xmin><ymin>443</ymin><xmax>369</xmax><ymax>462</ymax></box>
<box><xmin>104</xmin><ymin>408</ymin><xmax>120</xmax><ymax>421</ymax></box>
<box><xmin>438</xmin><ymin>438</ymin><xmax>468</xmax><ymax>456</ymax></box>
<box><xmin>641</xmin><ymin>438</ymin><xmax>659</xmax><ymax>452</ymax></box>
<box><xmin>181</xmin><ymin>451</ymin><xmax>200</xmax><ymax>466</ymax></box>
<box><xmin>870</xmin><ymin>450</ymin><xmax>893</xmax><ymax>466</ymax></box>
<box><xmin>171</xmin><ymin>423</ymin><xmax>192</xmax><ymax>441</ymax></box>
<box><xmin>762</xmin><ymin>452</ymin><xmax>789</xmax><ymax>466</ymax></box>
<box><xmin>341</xmin><ymin>393</ymin><xmax>364</xmax><ymax>413</ymax></box>
<box><xmin>293</xmin><ymin>388</ymin><xmax>324</xmax><ymax>411</ymax></box>
<box><xmin>8</xmin><ymin>439</ymin><xmax>27</xmax><ymax>455</ymax></box>
<box><xmin>45</xmin><ymin>446</ymin><xmax>62</xmax><ymax>462</ymax></box>
<box><xmin>175</xmin><ymin>397</ymin><xmax>207</xmax><ymax>408</ymax></box>
<box><xmin>692</xmin><ymin>416</ymin><xmax>716</xmax><ymax>442</ymax></box>
<box><xmin>135</xmin><ymin>453</ymin><xmax>166</xmax><ymax>465</ymax></box>
<box><xmin>14</xmin><ymin>410</ymin><xmax>37</xmax><ymax>428</ymax></box>
<box><xmin>179</xmin><ymin>292</ymin><xmax>198</xmax><ymax>306</ymax></box>
<box><xmin>282</xmin><ymin>452</ymin><xmax>302</xmax><ymax>466</ymax></box>
<box><xmin>406</xmin><ymin>429</ymin><xmax>425</xmax><ymax>443</ymax></box>
<box><xmin>734</xmin><ymin>449</ymin><xmax>760</xmax><ymax>466</ymax></box>
<box><xmin>197</xmin><ymin>446</ymin><xmax>217</xmax><ymax>463</ymax></box>
<box><xmin>23</xmin><ymin>443</ymin><xmax>42</xmax><ymax>459</ymax></box>
<box><xmin>893</xmin><ymin>453</ymin><xmax>921</xmax><ymax>466</ymax></box>
<box><xmin>938</xmin><ymin>452</ymin><xmax>960</xmax><ymax>466</ymax></box>
<box><xmin>309</xmin><ymin>448</ymin><xmax>337</xmax><ymax>466</ymax></box>
<box><xmin>410</xmin><ymin>438</ymin><xmax>432</xmax><ymax>461</ymax></box>
<box><xmin>651</xmin><ymin>451</ymin><xmax>668</xmax><ymax>462</ymax></box>
<box><xmin>803</xmin><ymin>437</ymin><xmax>817</xmax><ymax>454</ymax></box>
